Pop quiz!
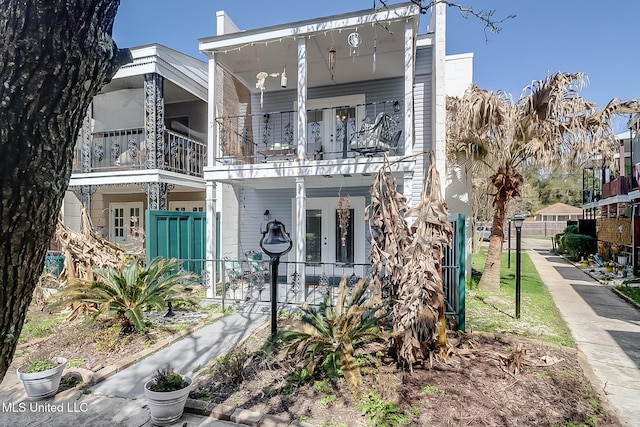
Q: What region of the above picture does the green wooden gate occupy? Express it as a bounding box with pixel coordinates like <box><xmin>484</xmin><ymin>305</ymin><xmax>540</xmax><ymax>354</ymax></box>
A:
<box><xmin>146</xmin><ymin>210</ymin><xmax>209</xmax><ymax>274</ymax></box>
<box><xmin>442</xmin><ymin>213</ymin><xmax>466</xmax><ymax>331</ymax></box>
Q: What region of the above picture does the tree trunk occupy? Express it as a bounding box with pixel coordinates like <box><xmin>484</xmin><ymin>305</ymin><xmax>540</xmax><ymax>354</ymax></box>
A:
<box><xmin>478</xmin><ymin>197</ymin><xmax>509</xmax><ymax>291</ymax></box>
<box><xmin>0</xmin><ymin>0</ymin><xmax>130</xmax><ymax>382</ymax></box>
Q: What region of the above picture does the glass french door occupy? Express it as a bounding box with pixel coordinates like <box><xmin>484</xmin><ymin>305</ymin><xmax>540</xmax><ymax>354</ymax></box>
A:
<box><xmin>110</xmin><ymin>202</ymin><xmax>143</xmax><ymax>248</ymax></box>
<box><xmin>303</xmin><ymin>198</ymin><xmax>365</xmax><ymax>275</ymax></box>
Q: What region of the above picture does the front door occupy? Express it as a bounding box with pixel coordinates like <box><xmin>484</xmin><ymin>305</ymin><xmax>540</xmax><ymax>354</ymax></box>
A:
<box><xmin>110</xmin><ymin>202</ymin><xmax>144</xmax><ymax>250</ymax></box>
<box><xmin>302</xmin><ymin>197</ymin><xmax>366</xmax><ymax>277</ymax></box>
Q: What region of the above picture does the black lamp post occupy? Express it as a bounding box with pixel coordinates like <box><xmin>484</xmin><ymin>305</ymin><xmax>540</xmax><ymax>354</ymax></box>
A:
<box><xmin>259</xmin><ymin>219</ymin><xmax>293</xmax><ymax>337</ymax></box>
<box><xmin>507</xmin><ymin>218</ymin><xmax>512</xmax><ymax>269</ymax></box>
<box><xmin>512</xmin><ymin>216</ymin><xmax>525</xmax><ymax>319</ymax></box>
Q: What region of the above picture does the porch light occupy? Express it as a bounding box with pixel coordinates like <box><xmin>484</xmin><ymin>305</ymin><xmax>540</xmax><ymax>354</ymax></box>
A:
<box><xmin>263</xmin><ymin>209</ymin><xmax>270</xmax><ymax>221</ymax></box>
<box><xmin>280</xmin><ymin>67</ymin><xmax>287</xmax><ymax>88</ymax></box>
<box><xmin>260</xmin><ymin>220</ymin><xmax>293</xmax><ymax>337</ymax></box>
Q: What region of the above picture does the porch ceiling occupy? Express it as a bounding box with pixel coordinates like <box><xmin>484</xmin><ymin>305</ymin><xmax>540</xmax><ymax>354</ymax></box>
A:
<box><xmin>69</xmin><ymin>169</ymin><xmax>205</xmax><ymax>190</ymax></box>
<box><xmin>200</xmin><ymin>4</ymin><xmax>420</xmax><ymax>91</ymax></box>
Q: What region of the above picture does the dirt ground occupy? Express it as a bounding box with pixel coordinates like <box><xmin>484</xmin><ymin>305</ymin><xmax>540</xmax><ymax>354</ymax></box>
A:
<box><xmin>190</xmin><ymin>325</ymin><xmax>619</xmax><ymax>427</ymax></box>
<box><xmin>7</xmin><ymin>307</ymin><xmax>620</xmax><ymax>427</ymax></box>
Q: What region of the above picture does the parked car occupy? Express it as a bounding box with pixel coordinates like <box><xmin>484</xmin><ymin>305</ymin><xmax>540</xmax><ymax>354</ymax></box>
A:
<box><xmin>476</xmin><ymin>226</ymin><xmax>491</xmax><ymax>241</ymax></box>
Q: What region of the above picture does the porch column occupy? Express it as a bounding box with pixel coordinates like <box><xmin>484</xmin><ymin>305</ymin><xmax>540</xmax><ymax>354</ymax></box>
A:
<box><xmin>296</xmin><ymin>37</ymin><xmax>307</xmax><ymax>161</ymax></box>
<box><xmin>207</xmin><ymin>54</ymin><xmax>218</xmax><ymax>167</ymax></box>
<box><xmin>404</xmin><ymin>22</ymin><xmax>414</xmax><ymax>159</ymax></box>
<box><xmin>431</xmin><ymin>1</ymin><xmax>447</xmax><ymax>196</ymax></box>
<box><xmin>205</xmin><ymin>181</ymin><xmax>217</xmax><ymax>298</ymax></box>
<box><xmin>144</xmin><ymin>182</ymin><xmax>171</xmax><ymax>210</ymax></box>
<box><xmin>295</xmin><ymin>176</ymin><xmax>306</xmax><ymax>300</ymax></box>
<box><xmin>144</xmin><ymin>73</ymin><xmax>165</xmax><ymax>169</ymax></box>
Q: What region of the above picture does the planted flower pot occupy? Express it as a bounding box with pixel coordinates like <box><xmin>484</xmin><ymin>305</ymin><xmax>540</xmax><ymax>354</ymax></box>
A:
<box><xmin>144</xmin><ymin>367</ymin><xmax>192</xmax><ymax>426</ymax></box>
<box><xmin>17</xmin><ymin>357</ymin><xmax>67</xmax><ymax>401</ymax></box>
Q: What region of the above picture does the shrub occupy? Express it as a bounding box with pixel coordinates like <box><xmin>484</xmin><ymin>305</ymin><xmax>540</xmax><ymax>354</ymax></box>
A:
<box><xmin>279</xmin><ymin>276</ymin><xmax>391</xmax><ymax>394</ymax></box>
<box><xmin>56</xmin><ymin>257</ymin><xmax>202</xmax><ymax>332</ymax></box>
<box><xmin>556</xmin><ymin>226</ymin><xmax>596</xmax><ymax>261</ymax></box>
<box><xmin>147</xmin><ymin>365</ymin><xmax>189</xmax><ymax>392</ymax></box>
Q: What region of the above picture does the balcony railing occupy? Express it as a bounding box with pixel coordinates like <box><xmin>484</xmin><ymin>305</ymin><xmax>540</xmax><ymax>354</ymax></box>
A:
<box><xmin>602</xmin><ymin>176</ymin><xmax>630</xmax><ymax>199</ymax></box>
<box><xmin>72</xmin><ymin>128</ymin><xmax>206</xmax><ymax>177</ymax></box>
<box><xmin>215</xmin><ymin>100</ymin><xmax>404</xmax><ymax>165</ymax></box>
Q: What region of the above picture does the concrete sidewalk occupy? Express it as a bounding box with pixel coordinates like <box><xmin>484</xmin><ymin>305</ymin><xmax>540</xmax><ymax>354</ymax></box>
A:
<box><xmin>528</xmin><ymin>249</ymin><xmax>640</xmax><ymax>427</ymax></box>
<box><xmin>90</xmin><ymin>305</ymin><xmax>268</xmax><ymax>399</ymax></box>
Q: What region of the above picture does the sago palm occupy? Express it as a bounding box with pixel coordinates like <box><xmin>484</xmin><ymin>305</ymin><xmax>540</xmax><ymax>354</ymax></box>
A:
<box><xmin>447</xmin><ymin>72</ymin><xmax>640</xmax><ymax>290</ymax></box>
<box><xmin>280</xmin><ymin>276</ymin><xmax>390</xmax><ymax>395</ymax></box>
<box><xmin>57</xmin><ymin>257</ymin><xmax>202</xmax><ymax>332</ymax></box>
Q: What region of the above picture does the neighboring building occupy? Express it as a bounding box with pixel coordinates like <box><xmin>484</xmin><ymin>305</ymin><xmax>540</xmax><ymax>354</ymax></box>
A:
<box><xmin>63</xmin><ymin>44</ymin><xmax>208</xmax><ymax>252</ymax></box>
<box><xmin>582</xmin><ymin>128</ymin><xmax>633</xmax><ymax>266</ymax></box>
<box><xmin>198</xmin><ymin>2</ymin><xmax>473</xmax><ymax>297</ymax></box>
<box><xmin>534</xmin><ymin>203</ymin><xmax>583</xmax><ymax>222</ymax></box>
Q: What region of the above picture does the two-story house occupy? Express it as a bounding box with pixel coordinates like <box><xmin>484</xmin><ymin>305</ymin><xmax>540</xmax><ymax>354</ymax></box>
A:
<box><xmin>63</xmin><ymin>44</ymin><xmax>208</xmax><ymax>252</ymax></box>
<box><xmin>198</xmin><ymin>2</ymin><xmax>472</xmax><ymax>298</ymax></box>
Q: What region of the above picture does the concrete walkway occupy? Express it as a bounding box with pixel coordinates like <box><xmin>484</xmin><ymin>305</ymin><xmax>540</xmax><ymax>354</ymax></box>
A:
<box><xmin>90</xmin><ymin>305</ymin><xmax>268</xmax><ymax>399</ymax></box>
<box><xmin>0</xmin><ymin>305</ymin><xmax>269</xmax><ymax>426</ymax></box>
<box><xmin>528</xmin><ymin>249</ymin><xmax>640</xmax><ymax>427</ymax></box>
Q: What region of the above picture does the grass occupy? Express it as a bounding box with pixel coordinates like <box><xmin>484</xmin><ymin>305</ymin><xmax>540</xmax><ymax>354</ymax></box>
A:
<box><xmin>615</xmin><ymin>284</ymin><xmax>640</xmax><ymax>305</ymax></box>
<box><xmin>467</xmin><ymin>248</ymin><xmax>574</xmax><ymax>347</ymax></box>
<box><xmin>18</xmin><ymin>311</ymin><xmax>66</xmax><ymax>343</ymax></box>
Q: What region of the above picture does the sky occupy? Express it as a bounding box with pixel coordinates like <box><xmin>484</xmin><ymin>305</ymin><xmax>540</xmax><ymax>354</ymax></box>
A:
<box><xmin>113</xmin><ymin>0</ymin><xmax>639</xmax><ymax>130</ymax></box>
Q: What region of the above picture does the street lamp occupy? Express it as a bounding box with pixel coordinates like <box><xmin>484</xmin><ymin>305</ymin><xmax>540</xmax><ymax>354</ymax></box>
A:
<box><xmin>259</xmin><ymin>219</ymin><xmax>293</xmax><ymax>337</ymax></box>
<box><xmin>512</xmin><ymin>216</ymin><xmax>525</xmax><ymax>319</ymax></box>
<box><xmin>507</xmin><ymin>218</ymin><xmax>512</xmax><ymax>269</ymax></box>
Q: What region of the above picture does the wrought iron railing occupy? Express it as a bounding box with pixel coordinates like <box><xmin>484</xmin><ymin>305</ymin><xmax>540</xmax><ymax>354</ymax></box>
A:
<box><xmin>72</xmin><ymin>128</ymin><xmax>206</xmax><ymax>177</ymax></box>
<box><xmin>215</xmin><ymin>100</ymin><xmax>404</xmax><ymax>164</ymax></box>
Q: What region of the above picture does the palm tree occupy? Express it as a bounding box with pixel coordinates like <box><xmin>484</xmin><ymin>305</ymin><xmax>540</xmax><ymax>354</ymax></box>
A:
<box><xmin>447</xmin><ymin>72</ymin><xmax>639</xmax><ymax>290</ymax></box>
<box><xmin>57</xmin><ymin>257</ymin><xmax>202</xmax><ymax>332</ymax></box>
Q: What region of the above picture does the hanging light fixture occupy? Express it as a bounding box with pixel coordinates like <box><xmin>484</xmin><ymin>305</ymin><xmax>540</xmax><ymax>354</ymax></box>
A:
<box><xmin>280</xmin><ymin>67</ymin><xmax>287</xmax><ymax>88</ymax></box>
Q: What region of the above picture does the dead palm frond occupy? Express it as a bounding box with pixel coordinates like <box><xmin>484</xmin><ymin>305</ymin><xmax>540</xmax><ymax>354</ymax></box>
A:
<box><xmin>366</xmin><ymin>155</ymin><xmax>452</xmax><ymax>369</ymax></box>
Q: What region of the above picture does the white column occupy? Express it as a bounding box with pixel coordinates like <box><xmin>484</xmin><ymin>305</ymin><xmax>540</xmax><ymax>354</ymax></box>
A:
<box><xmin>297</xmin><ymin>37</ymin><xmax>307</xmax><ymax>161</ymax></box>
<box><xmin>432</xmin><ymin>1</ymin><xmax>447</xmax><ymax>198</ymax></box>
<box><xmin>295</xmin><ymin>176</ymin><xmax>306</xmax><ymax>300</ymax></box>
<box><xmin>207</xmin><ymin>54</ymin><xmax>218</xmax><ymax>168</ymax></box>
<box><xmin>404</xmin><ymin>22</ymin><xmax>414</xmax><ymax>159</ymax></box>
<box><xmin>205</xmin><ymin>181</ymin><xmax>217</xmax><ymax>298</ymax></box>
<box><xmin>205</xmin><ymin>53</ymin><xmax>218</xmax><ymax>298</ymax></box>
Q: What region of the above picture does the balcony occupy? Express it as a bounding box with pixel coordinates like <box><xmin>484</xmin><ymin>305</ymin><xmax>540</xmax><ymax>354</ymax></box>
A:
<box><xmin>215</xmin><ymin>101</ymin><xmax>404</xmax><ymax>165</ymax></box>
<box><xmin>602</xmin><ymin>176</ymin><xmax>630</xmax><ymax>199</ymax></box>
<box><xmin>72</xmin><ymin>128</ymin><xmax>206</xmax><ymax>177</ymax></box>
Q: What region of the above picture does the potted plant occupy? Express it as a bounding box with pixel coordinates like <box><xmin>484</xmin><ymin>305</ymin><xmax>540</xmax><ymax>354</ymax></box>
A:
<box><xmin>144</xmin><ymin>365</ymin><xmax>192</xmax><ymax>426</ymax></box>
<box><xmin>17</xmin><ymin>356</ymin><xmax>67</xmax><ymax>401</ymax></box>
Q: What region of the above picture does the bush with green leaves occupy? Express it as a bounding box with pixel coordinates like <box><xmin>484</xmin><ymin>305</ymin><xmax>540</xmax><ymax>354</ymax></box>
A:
<box><xmin>555</xmin><ymin>226</ymin><xmax>596</xmax><ymax>261</ymax></box>
<box><xmin>147</xmin><ymin>365</ymin><xmax>189</xmax><ymax>392</ymax></box>
<box><xmin>279</xmin><ymin>276</ymin><xmax>390</xmax><ymax>394</ymax></box>
<box><xmin>356</xmin><ymin>391</ymin><xmax>410</xmax><ymax>427</ymax></box>
<box><xmin>56</xmin><ymin>257</ymin><xmax>202</xmax><ymax>332</ymax></box>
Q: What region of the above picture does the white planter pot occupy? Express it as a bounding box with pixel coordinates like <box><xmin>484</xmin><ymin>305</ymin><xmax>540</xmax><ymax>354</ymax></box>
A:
<box><xmin>17</xmin><ymin>357</ymin><xmax>67</xmax><ymax>401</ymax></box>
<box><xmin>617</xmin><ymin>255</ymin><xmax>628</xmax><ymax>266</ymax></box>
<box><xmin>144</xmin><ymin>376</ymin><xmax>192</xmax><ymax>426</ymax></box>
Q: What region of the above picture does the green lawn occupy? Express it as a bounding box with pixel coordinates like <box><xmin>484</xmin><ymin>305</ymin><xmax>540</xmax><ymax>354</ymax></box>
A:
<box><xmin>467</xmin><ymin>249</ymin><xmax>574</xmax><ymax>347</ymax></box>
